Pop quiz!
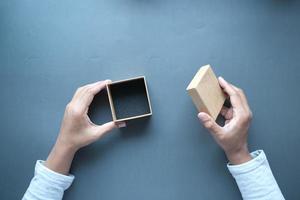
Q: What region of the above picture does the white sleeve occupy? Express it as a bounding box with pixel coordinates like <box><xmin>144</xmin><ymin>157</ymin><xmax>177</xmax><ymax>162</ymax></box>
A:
<box><xmin>227</xmin><ymin>150</ymin><xmax>285</xmax><ymax>200</ymax></box>
<box><xmin>22</xmin><ymin>160</ymin><xmax>75</xmax><ymax>200</ymax></box>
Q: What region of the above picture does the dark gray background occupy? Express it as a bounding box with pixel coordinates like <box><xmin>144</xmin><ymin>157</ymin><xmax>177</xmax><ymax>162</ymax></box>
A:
<box><xmin>1</xmin><ymin>0</ymin><xmax>299</xmax><ymax>199</ymax></box>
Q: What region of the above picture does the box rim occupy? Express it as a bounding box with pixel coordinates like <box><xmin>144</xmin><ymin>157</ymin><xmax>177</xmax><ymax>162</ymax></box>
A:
<box><xmin>106</xmin><ymin>76</ymin><xmax>152</xmax><ymax>122</ymax></box>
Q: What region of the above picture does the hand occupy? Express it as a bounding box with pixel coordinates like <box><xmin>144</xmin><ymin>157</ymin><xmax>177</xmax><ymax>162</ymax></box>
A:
<box><xmin>198</xmin><ymin>77</ymin><xmax>253</xmax><ymax>165</ymax></box>
<box><xmin>45</xmin><ymin>80</ymin><xmax>123</xmax><ymax>174</ymax></box>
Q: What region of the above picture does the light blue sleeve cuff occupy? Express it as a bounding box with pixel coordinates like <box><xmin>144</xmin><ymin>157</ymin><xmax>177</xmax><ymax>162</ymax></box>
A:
<box><xmin>227</xmin><ymin>150</ymin><xmax>267</xmax><ymax>176</ymax></box>
<box><xmin>35</xmin><ymin>160</ymin><xmax>75</xmax><ymax>190</ymax></box>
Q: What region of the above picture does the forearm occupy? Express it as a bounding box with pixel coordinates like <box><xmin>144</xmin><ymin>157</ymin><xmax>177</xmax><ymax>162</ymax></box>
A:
<box><xmin>45</xmin><ymin>137</ymin><xmax>77</xmax><ymax>175</ymax></box>
<box><xmin>228</xmin><ymin>150</ymin><xmax>284</xmax><ymax>200</ymax></box>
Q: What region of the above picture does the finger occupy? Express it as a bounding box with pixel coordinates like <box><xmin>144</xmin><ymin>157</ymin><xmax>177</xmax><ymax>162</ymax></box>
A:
<box><xmin>80</xmin><ymin>80</ymin><xmax>111</xmax><ymax>111</ymax></box>
<box><xmin>84</xmin><ymin>79</ymin><xmax>112</xmax><ymax>92</ymax></box>
<box><xmin>230</xmin><ymin>84</ymin><xmax>247</xmax><ymax>104</ymax></box>
<box><xmin>220</xmin><ymin>106</ymin><xmax>233</xmax><ymax>120</ymax></box>
<box><xmin>84</xmin><ymin>80</ymin><xmax>111</xmax><ymax>97</ymax></box>
<box><xmin>94</xmin><ymin>121</ymin><xmax>117</xmax><ymax>139</ymax></box>
<box><xmin>225</xmin><ymin>119</ymin><xmax>231</xmax><ymax>125</ymax></box>
<box><xmin>218</xmin><ymin>77</ymin><xmax>243</xmax><ymax>109</ymax></box>
<box><xmin>229</xmin><ymin>84</ymin><xmax>253</xmax><ymax>121</ymax></box>
<box><xmin>230</xmin><ymin>84</ymin><xmax>251</xmax><ymax>113</ymax></box>
<box><xmin>220</xmin><ymin>106</ymin><xmax>229</xmax><ymax>117</ymax></box>
<box><xmin>71</xmin><ymin>86</ymin><xmax>85</xmax><ymax>102</ymax></box>
<box><xmin>198</xmin><ymin>112</ymin><xmax>222</xmax><ymax>135</ymax></box>
<box><xmin>225</xmin><ymin>107</ymin><xmax>234</xmax><ymax>119</ymax></box>
<box><xmin>71</xmin><ymin>80</ymin><xmax>111</xmax><ymax>103</ymax></box>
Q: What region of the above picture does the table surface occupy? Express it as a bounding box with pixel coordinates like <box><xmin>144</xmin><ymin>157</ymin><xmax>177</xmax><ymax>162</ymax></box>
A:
<box><xmin>1</xmin><ymin>1</ymin><xmax>300</xmax><ymax>199</ymax></box>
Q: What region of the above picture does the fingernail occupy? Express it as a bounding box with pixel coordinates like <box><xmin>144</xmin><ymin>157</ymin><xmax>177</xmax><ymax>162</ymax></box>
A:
<box><xmin>220</xmin><ymin>76</ymin><xmax>228</xmax><ymax>83</ymax></box>
<box><xmin>106</xmin><ymin>79</ymin><xmax>112</xmax><ymax>84</ymax></box>
<box><xmin>117</xmin><ymin>122</ymin><xmax>126</xmax><ymax>128</ymax></box>
<box><xmin>198</xmin><ymin>113</ymin><xmax>208</xmax><ymax>121</ymax></box>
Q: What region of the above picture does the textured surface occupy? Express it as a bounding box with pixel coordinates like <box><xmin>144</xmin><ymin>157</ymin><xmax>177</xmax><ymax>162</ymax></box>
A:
<box><xmin>1</xmin><ymin>0</ymin><xmax>300</xmax><ymax>199</ymax></box>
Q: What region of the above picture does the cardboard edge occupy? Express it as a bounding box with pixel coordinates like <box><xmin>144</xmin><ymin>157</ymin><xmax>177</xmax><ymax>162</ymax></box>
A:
<box><xmin>107</xmin><ymin>76</ymin><xmax>153</xmax><ymax>122</ymax></box>
<box><xmin>186</xmin><ymin>64</ymin><xmax>211</xmax><ymax>91</ymax></box>
<box><xmin>143</xmin><ymin>76</ymin><xmax>153</xmax><ymax>116</ymax></box>
<box><xmin>114</xmin><ymin>113</ymin><xmax>152</xmax><ymax>122</ymax></box>
<box><xmin>187</xmin><ymin>87</ymin><xmax>210</xmax><ymax>115</ymax></box>
<box><xmin>109</xmin><ymin>76</ymin><xmax>146</xmax><ymax>85</ymax></box>
<box><xmin>106</xmin><ymin>83</ymin><xmax>117</xmax><ymax>121</ymax></box>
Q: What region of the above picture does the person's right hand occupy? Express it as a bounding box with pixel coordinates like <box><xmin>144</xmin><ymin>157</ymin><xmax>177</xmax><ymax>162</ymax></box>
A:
<box><xmin>198</xmin><ymin>77</ymin><xmax>253</xmax><ymax>165</ymax></box>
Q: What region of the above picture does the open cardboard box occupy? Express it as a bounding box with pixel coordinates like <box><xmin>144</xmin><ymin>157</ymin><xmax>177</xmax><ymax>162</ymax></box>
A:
<box><xmin>106</xmin><ymin>76</ymin><xmax>152</xmax><ymax>122</ymax></box>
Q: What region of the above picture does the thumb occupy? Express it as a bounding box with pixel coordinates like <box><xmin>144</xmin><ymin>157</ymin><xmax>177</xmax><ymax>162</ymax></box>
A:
<box><xmin>94</xmin><ymin>121</ymin><xmax>117</xmax><ymax>139</ymax></box>
<box><xmin>198</xmin><ymin>112</ymin><xmax>222</xmax><ymax>135</ymax></box>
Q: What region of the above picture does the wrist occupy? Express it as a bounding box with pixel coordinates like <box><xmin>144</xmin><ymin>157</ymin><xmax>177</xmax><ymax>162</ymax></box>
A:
<box><xmin>45</xmin><ymin>137</ymin><xmax>77</xmax><ymax>175</ymax></box>
<box><xmin>54</xmin><ymin>140</ymin><xmax>78</xmax><ymax>158</ymax></box>
<box><xmin>56</xmin><ymin>136</ymin><xmax>78</xmax><ymax>154</ymax></box>
<box><xmin>225</xmin><ymin>146</ymin><xmax>252</xmax><ymax>165</ymax></box>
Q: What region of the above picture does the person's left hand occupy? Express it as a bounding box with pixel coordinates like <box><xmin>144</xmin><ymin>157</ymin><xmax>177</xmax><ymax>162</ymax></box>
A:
<box><xmin>45</xmin><ymin>80</ymin><xmax>124</xmax><ymax>174</ymax></box>
<box><xmin>57</xmin><ymin>80</ymin><xmax>119</xmax><ymax>151</ymax></box>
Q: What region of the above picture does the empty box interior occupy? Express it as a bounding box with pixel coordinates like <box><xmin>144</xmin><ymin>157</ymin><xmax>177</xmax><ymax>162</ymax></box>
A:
<box><xmin>107</xmin><ymin>77</ymin><xmax>152</xmax><ymax>121</ymax></box>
